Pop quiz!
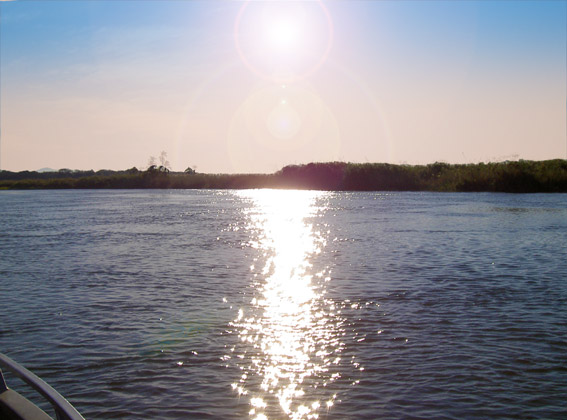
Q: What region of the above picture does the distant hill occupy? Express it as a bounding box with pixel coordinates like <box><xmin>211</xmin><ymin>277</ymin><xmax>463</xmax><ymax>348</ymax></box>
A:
<box><xmin>37</xmin><ymin>168</ymin><xmax>56</xmax><ymax>173</ymax></box>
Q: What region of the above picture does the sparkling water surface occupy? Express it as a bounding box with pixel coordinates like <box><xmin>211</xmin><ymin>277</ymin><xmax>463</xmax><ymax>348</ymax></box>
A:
<box><xmin>1</xmin><ymin>190</ymin><xmax>566</xmax><ymax>419</ymax></box>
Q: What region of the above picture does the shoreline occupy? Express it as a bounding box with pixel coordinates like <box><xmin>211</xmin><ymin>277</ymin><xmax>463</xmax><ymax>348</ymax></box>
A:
<box><xmin>1</xmin><ymin>160</ymin><xmax>567</xmax><ymax>193</ymax></box>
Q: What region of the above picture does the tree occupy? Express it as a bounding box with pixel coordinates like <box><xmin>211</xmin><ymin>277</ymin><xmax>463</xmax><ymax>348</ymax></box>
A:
<box><xmin>159</xmin><ymin>151</ymin><xmax>170</xmax><ymax>170</ymax></box>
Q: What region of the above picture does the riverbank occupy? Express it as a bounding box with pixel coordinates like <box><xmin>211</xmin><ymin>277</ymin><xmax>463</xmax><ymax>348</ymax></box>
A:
<box><xmin>1</xmin><ymin>160</ymin><xmax>566</xmax><ymax>192</ymax></box>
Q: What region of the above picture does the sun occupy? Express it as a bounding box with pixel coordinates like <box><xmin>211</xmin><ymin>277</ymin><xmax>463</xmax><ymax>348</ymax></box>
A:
<box><xmin>234</xmin><ymin>1</ymin><xmax>333</xmax><ymax>82</ymax></box>
<box><xmin>267</xmin><ymin>18</ymin><xmax>301</xmax><ymax>50</ymax></box>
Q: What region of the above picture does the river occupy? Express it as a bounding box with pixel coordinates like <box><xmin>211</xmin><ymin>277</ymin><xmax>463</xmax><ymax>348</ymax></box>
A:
<box><xmin>1</xmin><ymin>190</ymin><xmax>566</xmax><ymax>419</ymax></box>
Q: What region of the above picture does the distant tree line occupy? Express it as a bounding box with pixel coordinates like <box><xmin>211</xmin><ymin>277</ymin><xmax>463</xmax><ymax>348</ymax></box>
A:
<box><xmin>0</xmin><ymin>167</ymin><xmax>140</xmax><ymax>181</ymax></box>
<box><xmin>1</xmin><ymin>160</ymin><xmax>566</xmax><ymax>193</ymax></box>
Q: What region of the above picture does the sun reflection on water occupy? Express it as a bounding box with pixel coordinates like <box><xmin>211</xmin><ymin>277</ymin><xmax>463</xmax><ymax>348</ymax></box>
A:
<box><xmin>227</xmin><ymin>190</ymin><xmax>346</xmax><ymax>420</ymax></box>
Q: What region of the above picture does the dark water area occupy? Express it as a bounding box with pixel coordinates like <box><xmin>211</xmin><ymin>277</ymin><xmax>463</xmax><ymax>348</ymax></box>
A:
<box><xmin>0</xmin><ymin>190</ymin><xmax>566</xmax><ymax>419</ymax></box>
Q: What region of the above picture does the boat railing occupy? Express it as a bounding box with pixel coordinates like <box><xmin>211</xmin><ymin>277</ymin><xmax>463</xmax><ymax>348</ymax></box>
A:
<box><xmin>0</xmin><ymin>352</ymin><xmax>85</xmax><ymax>420</ymax></box>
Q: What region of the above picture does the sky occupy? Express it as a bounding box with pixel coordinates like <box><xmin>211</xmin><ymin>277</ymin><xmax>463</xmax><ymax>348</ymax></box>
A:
<box><xmin>0</xmin><ymin>0</ymin><xmax>565</xmax><ymax>173</ymax></box>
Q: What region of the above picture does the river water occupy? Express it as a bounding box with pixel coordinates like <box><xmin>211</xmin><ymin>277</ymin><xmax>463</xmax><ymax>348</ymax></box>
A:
<box><xmin>0</xmin><ymin>190</ymin><xmax>566</xmax><ymax>419</ymax></box>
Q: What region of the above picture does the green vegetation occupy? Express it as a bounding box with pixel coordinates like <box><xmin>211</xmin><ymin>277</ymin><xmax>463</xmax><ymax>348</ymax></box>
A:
<box><xmin>1</xmin><ymin>160</ymin><xmax>567</xmax><ymax>192</ymax></box>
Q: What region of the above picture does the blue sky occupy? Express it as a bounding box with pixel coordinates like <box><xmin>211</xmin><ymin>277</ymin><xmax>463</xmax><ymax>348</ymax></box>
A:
<box><xmin>1</xmin><ymin>0</ymin><xmax>565</xmax><ymax>172</ymax></box>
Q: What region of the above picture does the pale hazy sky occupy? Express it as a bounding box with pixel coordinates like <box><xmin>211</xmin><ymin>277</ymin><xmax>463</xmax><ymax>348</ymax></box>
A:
<box><xmin>1</xmin><ymin>0</ymin><xmax>565</xmax><ymax>173</ymax></box>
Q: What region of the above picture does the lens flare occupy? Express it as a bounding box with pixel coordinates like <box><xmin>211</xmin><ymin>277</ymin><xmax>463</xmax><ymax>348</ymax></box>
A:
<box><xmin>226</xmin><ymin>83</ymin><xmax>341</xmax><ymax>173</ymax></box>
<box><xmin>266</xmin><ymin>101</ymin><xmax>302</xmax><ymax>140</ymax></box>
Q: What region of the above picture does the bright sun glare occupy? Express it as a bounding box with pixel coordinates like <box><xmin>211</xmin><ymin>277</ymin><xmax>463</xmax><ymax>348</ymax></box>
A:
<box><xmin>267</xmin><ymin>19</ymin><xmax>301</xmax><ymax>50</ymax></box>
<box><xmin>235</xmin><ymin>1</ymin><xmax>333</xmax><ymax>82</ymax></box>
